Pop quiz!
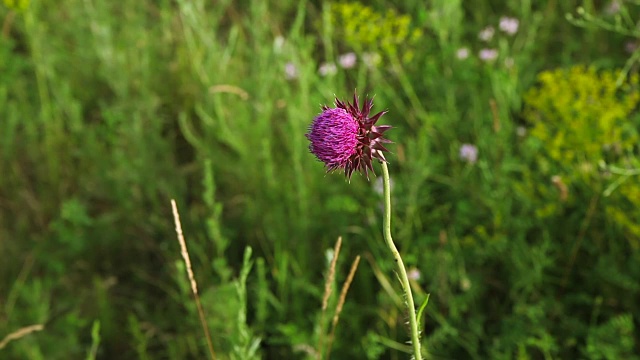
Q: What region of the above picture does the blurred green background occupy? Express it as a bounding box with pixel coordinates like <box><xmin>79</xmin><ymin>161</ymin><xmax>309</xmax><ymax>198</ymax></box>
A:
<box><xmin>1</xmin><ymin>0</ymin><xmax>639</xmax><ymax>359</ymax></box>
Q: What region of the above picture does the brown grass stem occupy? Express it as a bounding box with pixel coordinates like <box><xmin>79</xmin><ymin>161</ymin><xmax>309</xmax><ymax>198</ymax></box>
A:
<box><xmin>325</xmin><ymin>255</ymin><xmax>361</xmax><ymax>360</ymax></box>
<box><xmin>0</xmin><ymin>324</ymin><xmax>44</xmax><ymax>350</ymax></box>
<box><xmin>171</xmin><ymin>199</ymin><xmax>216</xmax><ymax>360</ymax></box>
<box><xmin>316</xmin><ymin>236</ymin><xmax>342</xmax><ymax>359</ymax></box>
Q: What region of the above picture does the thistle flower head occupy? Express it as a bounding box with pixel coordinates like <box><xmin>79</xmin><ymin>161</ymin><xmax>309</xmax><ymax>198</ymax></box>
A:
<box><xmin>306</xmin><ymin>91</ymin><xmax>392</xmax><ymax>180</ymax></box>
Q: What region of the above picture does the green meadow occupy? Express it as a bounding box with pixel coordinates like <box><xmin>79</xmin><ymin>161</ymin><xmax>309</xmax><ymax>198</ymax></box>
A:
<box><xmin>1</xmin><ymin>0</ymin><xmax>639</xmax><ymax>359</ymax></box>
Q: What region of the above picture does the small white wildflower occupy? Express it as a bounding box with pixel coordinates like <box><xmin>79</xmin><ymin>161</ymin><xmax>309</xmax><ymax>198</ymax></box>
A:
<box><xmin>478</xmin><ymin>26</ymin><xmax>495</xmax><ymax>42</ymax></box>
<box><xmin>459</xmin><ymin>143</ymin><xmax>478</xmax><ymax>164</ymax></box>
<box><xmin>408</xmin><ymin>268</ymin><xmax>421</xmax><ymax>281</ymax></box>
<box><xmin>479</xmin><ymin>48</ymin><xmax>498</xmax><ymax>62</ymax></box>
<box><xmin>456</xmin><ymin>47</ymin><xmax>469</xmax><ymax>60</ymax></box>
<box><xmin>338</xmin><ymin>52</ymin><xmax>357</xmax><ymax>69</ymax></box>
<box><xmin>499</xmin><ymin>17</ymin><xmax>519</xmax><ymax>35</ymax></box>
<box><xmin>284</xmin><ymin>62</ymin><xmax>298</xmax><ymax>80</ymax></box>
<box><xmin>606</xmin><ymin>0</ymin><xmax>621</xmax><ymax>15</ymax></box>
<box><xmin>318</xmin><ymin>62</ymin><xmax>337</xmax><ymax>77</ymax></box>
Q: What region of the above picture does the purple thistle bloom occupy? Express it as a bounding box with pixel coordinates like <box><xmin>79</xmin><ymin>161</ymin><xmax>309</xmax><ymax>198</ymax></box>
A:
<box><xmin>307</xmin><ymin>108</ymin><xmax>358</xmax><ymax>167</ymax></box>
<box><xmin>306</xmin><ymin>91</ymin><xmax>392</xmax><ymax>180</ymax></box>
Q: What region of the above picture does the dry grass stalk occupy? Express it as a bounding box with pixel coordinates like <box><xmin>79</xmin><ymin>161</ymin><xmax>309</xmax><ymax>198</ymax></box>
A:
<box><xmin>325</xmin><ymin>255</ymin><xmax>361</xmax><ymax>360</ymax></box>
<box><xmin>208</xmin><ymin>84</ymin><xmax>250</xmax><ymax>100</ymax></box>
<box><xmin>171</xmin><ymin>199</ymin><xmax>216</xmax><ymax>360</ymax></box>
<box><xmin>0</xmin><ymin>324</ymin><xmax>44</xmax><ymax>350</ymax></box>
<box><xmin>322</xmin><ymin>237</ymin><xmax>342</xmax><ymax>311</ymax></box>
<box><xmin>2</xmin><ymin>11</ymin><xmax>16</xmax><ymax>39</ymax></box>
<box><xmin>316</xmin><ymin>236</ymin><xmax>342</xmax><ymax>359</ymax></box>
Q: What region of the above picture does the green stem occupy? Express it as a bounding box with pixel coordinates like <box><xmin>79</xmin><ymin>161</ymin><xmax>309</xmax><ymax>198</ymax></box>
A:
<box><xmin>381</xmin><ymin>161</ymin><xmax>422</xmax><ymax>360</ymax></box>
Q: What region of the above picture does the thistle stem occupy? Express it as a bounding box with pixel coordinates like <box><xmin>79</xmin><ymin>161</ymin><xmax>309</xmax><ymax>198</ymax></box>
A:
<box><xmin>381</xmin><ymin>161</ymin><xmax>422</xmax><ymax>360</ymax></box>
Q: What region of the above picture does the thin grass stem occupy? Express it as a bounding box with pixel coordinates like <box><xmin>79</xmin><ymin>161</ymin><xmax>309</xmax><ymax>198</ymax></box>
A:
<box><xmin>325</xmin><ymin>255</ymin><xmax>361</xmax><ymax>360</ymax></box>
<box><xmin>171</xmin><ymin>199</ymin><xmax>216</xmax><ymax>360</ymax></box>
<box><xmin>0</xmin><ymin>324</ymin><xmax>44</xmax><ymax>350</ymax></box>
<box><xmin>317</xmin><ymin>236</ymin><xmax>342</xmax><ymax>359</ymax></box>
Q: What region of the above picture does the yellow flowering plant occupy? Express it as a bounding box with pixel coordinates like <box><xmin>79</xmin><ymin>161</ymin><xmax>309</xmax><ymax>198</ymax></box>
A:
<box><xmin>522</xmin><ymin>65</ymin><xmax>640</xmax><ymax>245</ymax></box>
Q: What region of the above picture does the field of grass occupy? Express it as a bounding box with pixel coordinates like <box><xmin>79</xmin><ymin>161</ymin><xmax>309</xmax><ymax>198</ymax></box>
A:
<box><xmin>1</xmin><ymin>0</ymin><xmax>640</xmax><ymax>359</ymax></box>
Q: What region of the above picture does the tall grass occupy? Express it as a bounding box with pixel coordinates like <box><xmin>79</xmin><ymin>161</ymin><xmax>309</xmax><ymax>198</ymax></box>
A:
<box><xmin>1</xmin><ymin>0</ymin><xmax>639</xmax><ymax>359</ymax></box>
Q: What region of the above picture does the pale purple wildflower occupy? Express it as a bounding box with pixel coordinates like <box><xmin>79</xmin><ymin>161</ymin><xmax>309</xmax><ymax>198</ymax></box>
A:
<box><xmin>499</xmin><ymin>17</ymin><xmax>519</xmax><ymax>35</ymax></box>
<box><xmin>479</xmin><ymin>48</ymin><xmax>498</xmax><ymax>62</ymax></box>
<box><xmin>606</xmin><ymin>0</ymin><xmax>621</xmax><ymax>15</ymax></box>
<box><xmin>456</xmin><ymin>47</ymin><xmax>470</xmax><ymax>60</ymax></box>
<box><xmin>339</xmin><ymin>52</ymin><xmax>357</xmax><ymax>69</ymax></box>
<box><xmin>478</xmin><ymin>26</ymin><xmax>495</xmax><ymax>42</ymax></box>
<box><xmin>285</xmin><ymin>62</ymin><xmax>298</xmax><ymax>80</ymax></box>
<box><xmin>408</xmin><ymin>268</ymin><xmax>421</xmax><ymax>281</ymax></box>
<box><xmin>319</xmin><ymin>62</ymin><xmax>337</xmax><ymax>77</ymax></box>
<box><xmin>459</xmin><ymin>144</ymin><xmax>478</xmax><ymax>164</ymax></box>
<box><xmin>306</xmin><ymin>92</ymin><xmax>392</xmax><ymax>179</ymax></box>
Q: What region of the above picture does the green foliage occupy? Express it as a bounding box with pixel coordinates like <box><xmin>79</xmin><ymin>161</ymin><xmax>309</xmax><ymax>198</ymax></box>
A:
<box><xmin>3</xmin><ymin>0</ymin><xmax>28</xmax><ymax>11</ymax></box>
<box><xmin>86</xmin><ymin>320</ymin><xmax>101</xmax><ymax>360</ymax></box>
<box><xmin>585</xmin><ymin>312</ymin><xmax>637</xmax><ymax>360</ymax></box>
<box><xmin>230</xmin><ymin>247</ymin><xmax>261</xmax><ymax>360</ymax></box>
<box><xmin>1</xmin><ymin>0</ymin><xmax>640</xmax><ymax>359</ymax></box>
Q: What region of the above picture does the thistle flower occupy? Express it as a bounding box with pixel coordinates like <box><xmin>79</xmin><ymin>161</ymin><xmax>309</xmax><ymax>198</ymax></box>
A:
<box><xmin>306</xmin><ymin>92</ymin><xmax>392</xmax><ymax>180</ymax></box>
